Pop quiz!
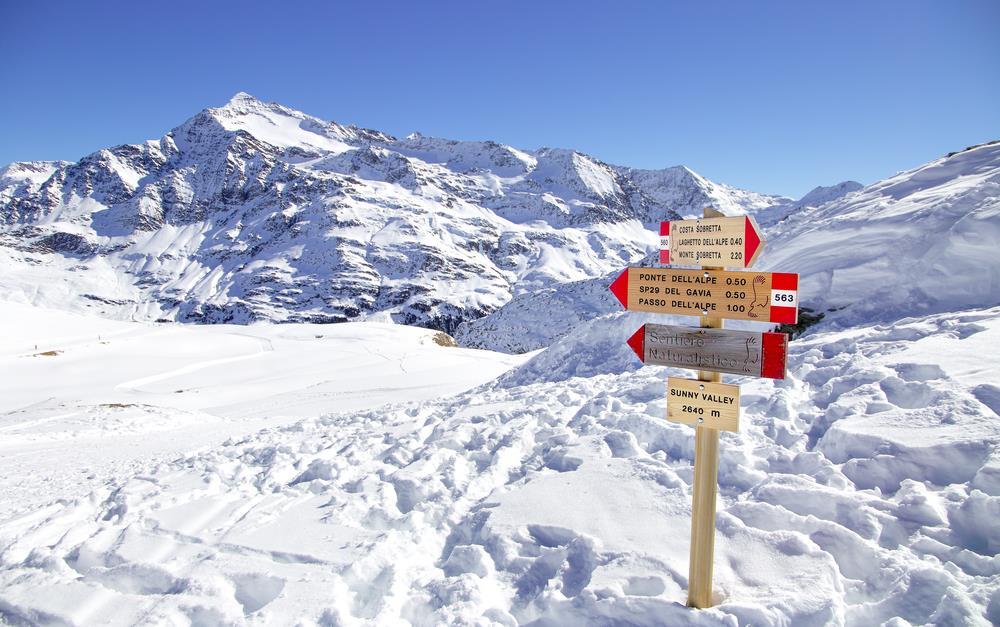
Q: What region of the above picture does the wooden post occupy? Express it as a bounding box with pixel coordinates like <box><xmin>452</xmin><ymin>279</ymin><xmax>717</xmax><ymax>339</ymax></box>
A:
<box><xmin>687</xmin><ymin>206</ymin><xmax>725</xmax><ymax>609</ymax></box>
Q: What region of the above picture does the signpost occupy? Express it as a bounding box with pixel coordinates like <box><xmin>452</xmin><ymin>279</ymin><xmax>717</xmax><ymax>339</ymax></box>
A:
<box><xmin>611</xmin><ymin>206</ymin><xmax>799</xmax><ymax>610</ymax></box>
<box><xmin>660</xmin><ymin>215</ymin><xmax>764</xmax><ymax>268</ymax></box>
<box><xmin>667</xmin><ymin>377</ymin><xmax>740</xmax><ymax>432</ymax></box>
<box><xmin>627</xmin><ymin>323</ymin><xmax>788</xmax><ymax>380</ymax></box>
<box><xmin>608</xmin><ymin>267</ymin><xmax>799</xmax><ymax>324</ymax></box>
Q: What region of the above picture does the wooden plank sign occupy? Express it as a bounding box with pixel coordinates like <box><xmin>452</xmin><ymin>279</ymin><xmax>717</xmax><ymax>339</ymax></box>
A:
<box><xmin>660</xmin><ymin>216</ymin><xmax>764</xmax><ymax>269</ymax></box>
<box><xmin>667</xmin><ymin>377</ymin><xmax>740</xmax><ymax>432</ymax></box>
<box><xmin>627</xmin><ymin>323</ymin><xmax>788</xmax><ymax>379</ymax></box>
<box><xmin>609</xmin><ymin>267</ymin><xmax>799</xmax><ymax>324</ymax></box>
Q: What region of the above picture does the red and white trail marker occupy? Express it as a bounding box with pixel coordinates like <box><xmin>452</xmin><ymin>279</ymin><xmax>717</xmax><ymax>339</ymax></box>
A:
<box><xmin>609</xmin><ymin>267</ymin><xmax>799</xmax><ymax>325</ymax></box>
<box><xmin>659</xmin><ymin>215</ymin><xmax>764</xmax><ymax>269</ymax></box>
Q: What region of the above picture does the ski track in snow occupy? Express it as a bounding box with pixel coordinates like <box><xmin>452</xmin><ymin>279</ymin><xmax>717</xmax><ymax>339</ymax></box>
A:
<box><xmin>1</xmin><ymin>307</ymin><xmax>998</xmax><ymax>625</ymax></box>
<box><xmin>115</xmin><ymin>336</ymin><xmax>274</xmax><ymax>393</ymax></box>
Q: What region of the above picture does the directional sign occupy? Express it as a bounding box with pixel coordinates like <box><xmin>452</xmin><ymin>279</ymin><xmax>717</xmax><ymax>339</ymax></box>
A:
<box><xmin>660</xmin><ymin>216</ymin><xmax>764</xmax><ymax>269</ymax></box>
<box><xmin>667</xmin><ymin>377</ymin><xmax>740</xmax><ymax>431</ymax></box>
<box><xmin>609</xmin><ymin>267</ymin><xmax>798</xmax><ymax>324</ymax></box>
<box><xmin>627</xmin><ymin>323</ymin><xmax>788</xmax><ymax>379</ymax></box>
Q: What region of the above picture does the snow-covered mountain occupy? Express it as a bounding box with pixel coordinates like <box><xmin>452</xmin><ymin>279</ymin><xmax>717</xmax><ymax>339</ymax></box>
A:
<box><xmin>798</xmin><ymin>180</ymin><xmax>864</xmax><ymax>207</ymax></box>
<box><xmin>458</xmin><ymin>142</ymin><xmax>1000</xmax><ymax>351</ymax></box>
<box><xmin>2</xmin><ymin>111</ymin><xmax>999</xmax><ymax>624</ymax></box>
<box><xmin>752</xmin><ymin>179</ymin><xmax>863</xmax><ymax>227</ymax></box>
<box><xmin>0</xmin><ymin>93</ymin><xmax>786</xmax><ymax>332</ymax></box>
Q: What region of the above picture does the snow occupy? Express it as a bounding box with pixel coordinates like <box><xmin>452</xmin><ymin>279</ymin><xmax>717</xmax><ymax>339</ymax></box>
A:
<box><xmin>1</xmin><ymin>94</ymin><xmax>998</xmax><ymax>624</ymax></box>
<box><xmin>623</xmin><ymin>165</ymin><xmax>789</xmax><ymax>219</ymax></box>
<box><xmin>0</xmin><ymin>161</ymin><xmax>68</xmax><ymax>205</ymax></box>
<box><xmin>0</xmin><ymin>301</ymin><xmax>527</xmax><ymax>521</ymax></box>
<box><xmin>1</xmin><ymin>294</ymin><xmax>998</xmax><ymax>624</ymax></box>
<box><xmin>797</xmin><ymin>181</ymin><xmax>863</xmax><ymax>208</ymax></box>
<box><xmin>761</xmin><ymin>141</ymin><xmax>1000</xmax><ymax>326</ymax></box>
<box><xmin>207</xmin><ymin>93</ymin><xmax>355</xmax><ymax>155</ymax></box>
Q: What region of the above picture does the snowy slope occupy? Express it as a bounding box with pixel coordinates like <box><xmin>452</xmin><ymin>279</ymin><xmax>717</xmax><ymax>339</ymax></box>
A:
<box><xmin>0</xmin><ymin>161</ymin><xmax>70</xmax><ymax>205</ymax></box>
<box><xmin>453</xmin><ymin>274</ymin><xmax>622</xmax><ymax>354</ymax></box>
<box><xmin>762</xmin><ymin>140</ymin><xmax>1000</xmax><ymax>326</ymax></box>
<box><xmin>0</xmin><ymin>301</ymin><xmax>527</xmax><ymax>521</ymax></box>
<box><xmin>1</xmin><ymin>302</ymin><xmax>997</xmax><ymax>625</ymax></box>
<box><xmin>622</xmin><ymin>165</ymin><xmax>789</xmax><ymax>219</ymax></box>
<box><xmin>0</xmin><ymin>93</ymin><xmax>786</xmax><ymax>332</ymax></box>
<box><xmin>798</xmin><ymin>180</ymin><xmax>864</xmax><ymax>208</ymax></box>
<box><xmin>752</xmin><ymin>180</ymin><xmax>863</xmax><ymax>227</ymax></box>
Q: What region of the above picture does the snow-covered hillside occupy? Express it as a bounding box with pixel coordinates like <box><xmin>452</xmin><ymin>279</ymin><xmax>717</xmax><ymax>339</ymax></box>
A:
<box><xmin>0</xmin><ymin>93</ymin><xmax>787</xmax><ymax>332</ymax></box>
<box><xmin>764</xmin><ymin>140</ymin><xmax>1000</xmax><ymax>326</ymax></box>
<box><xmin>1</xmin><ymin>299</ymin><xmax>997</xmax><ymax>625</ymax></box>
<box><xmin>0</xmin><ymin>301</ymin><xmax>527</xmax><ymax>523</ymax></box>
<box><xmin>752</xmin><ymin>180</ymin><xmax>862</xmax><ymax>227</ymax></box>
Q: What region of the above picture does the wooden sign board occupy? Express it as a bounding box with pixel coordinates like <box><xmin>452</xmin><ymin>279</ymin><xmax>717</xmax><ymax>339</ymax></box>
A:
<box><xmin>628</xmin><ymin>323</ymin><xmax>788</xmax><ymax>379</ymax></box>
<box><xmin>609</xmin><ymin>267</ymin><xmax>798</xmax><ymax>324</ymax></box>
<box><xmin>667</xmin><ymin>377</ymin><xmax>740</xmax><ymax>432</ymax></box>
<box><xmin>660</xmin><ymin>216</ymin><xmax>764</xmax><ymax>269</ymax></box>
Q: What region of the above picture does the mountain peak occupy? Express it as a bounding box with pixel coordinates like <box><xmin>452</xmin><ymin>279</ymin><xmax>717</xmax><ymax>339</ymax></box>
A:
<box><xmin>222</xmin><ymin>91</ymin><xmax>266</xmax><ymax>109</ymax></box>
<box><xmin>207</xmin><ymin>92</ymin><xmax>285</xmax><ymax>120</ymax></box>
<box><xmin>797</xmin><ymin>181</ymin><xmax>863</xmax><ymax>207</ymax></box>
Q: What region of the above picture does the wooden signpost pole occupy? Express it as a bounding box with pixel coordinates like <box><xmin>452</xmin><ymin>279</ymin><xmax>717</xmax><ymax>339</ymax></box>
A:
<box><xmin>688</xmin><ymin>206</ymin><xmax>724</xmax><ymax>609</ymax></box>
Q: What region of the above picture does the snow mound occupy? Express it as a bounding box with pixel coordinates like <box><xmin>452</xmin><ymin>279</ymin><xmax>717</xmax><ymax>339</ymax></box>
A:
<box><xmin>1</xmin><ymin>306</ymin><xmax>997</xmax><ymax>624</ymax></box>
<box><xmin>494</xmin><ymin>312</ymin><xmax>648</xmax><ymax>386</ymax></box>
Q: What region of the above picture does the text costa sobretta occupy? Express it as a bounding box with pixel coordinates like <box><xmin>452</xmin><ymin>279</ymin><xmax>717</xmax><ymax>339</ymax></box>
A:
<box><xmin>659</xmin><ymin>215</ymin><xmax>764</xmax><ymax>269</ymax></box>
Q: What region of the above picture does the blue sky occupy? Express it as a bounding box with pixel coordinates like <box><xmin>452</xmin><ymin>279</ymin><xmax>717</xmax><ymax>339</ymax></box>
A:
<box><xmin>1</xmin><ymin>1</ymin><xmax>997</xmax><ymax>197</ymax></box>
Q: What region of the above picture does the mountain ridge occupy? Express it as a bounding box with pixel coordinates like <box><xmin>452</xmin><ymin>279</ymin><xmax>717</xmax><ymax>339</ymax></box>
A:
<box><xmin>456</xmin><ymin>140</ymin><xmax>1000</xmax><ymax>351</ymax></box>
<box><xmin>0</xmin><ymin>92</ymin><xmax>792</xmax><ymax>332</ymax></box>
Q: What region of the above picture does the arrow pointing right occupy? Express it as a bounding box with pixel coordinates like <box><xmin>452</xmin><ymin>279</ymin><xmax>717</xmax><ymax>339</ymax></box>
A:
<box><xmin>744</xmin><ymin>216</ymin><xmax>764</xmax><ymax>268</ymax></box>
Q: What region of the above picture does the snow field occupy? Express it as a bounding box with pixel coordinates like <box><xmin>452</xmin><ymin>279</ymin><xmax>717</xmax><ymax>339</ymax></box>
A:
<box><xmin>0</xmin><ymin>301</ymin><xmax>526</xmax><ymax>522</ymax></box>
<box><xmin>1</xmin><ymin>306</ymin><xmax>997</xmax><ymax>624</ymax></box>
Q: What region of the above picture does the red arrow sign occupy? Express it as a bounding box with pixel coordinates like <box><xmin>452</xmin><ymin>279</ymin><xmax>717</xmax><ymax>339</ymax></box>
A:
<box><xmin>660</xmin><ymin>215</ymin><xmax>764</xmax><ymax>269</ymax></box>
<box><xmin>608</xmin><ymin>267</ymin><xmax>798</xmax><ymax>324</ymax></box>
<box><xmin>627</xmin><ymin>323</ymin><xmax>788</xmax><ymax>379</ymax></box>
